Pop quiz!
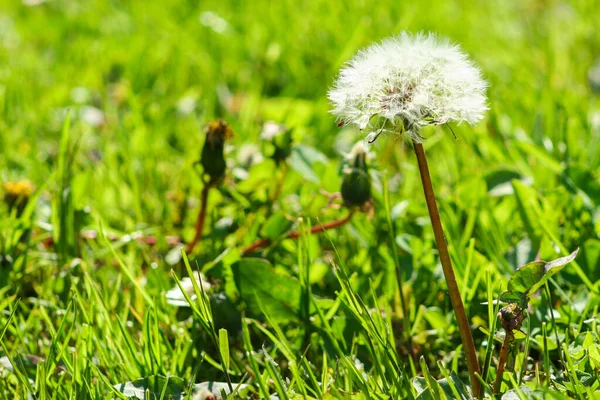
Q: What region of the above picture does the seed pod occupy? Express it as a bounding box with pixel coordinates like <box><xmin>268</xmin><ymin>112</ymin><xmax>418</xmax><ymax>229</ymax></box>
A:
<box><xmin>200</xmin><ymin>120</ymin><xmax>232</xmax><ymax>179</ymax></box>
<box><xmin>341</xmin><ymin>142</ymin><xmax>371</xmax><ymax>207</ymax></box>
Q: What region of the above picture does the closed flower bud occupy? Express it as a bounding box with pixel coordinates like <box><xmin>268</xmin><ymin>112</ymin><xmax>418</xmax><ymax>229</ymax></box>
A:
<box><xmin>200</xmin><ymin>120</ymin><xmax>232</xmax><ymax>179</ymax></box>
<box><xmin>341</xmin><ymin>141</ymin><xmax>371</xmax><ymax>207</ymax></box>
<box><xmin>498</xmin><ymin>303</ymin><xmax>525</xmax><ymax>332</ymax></box>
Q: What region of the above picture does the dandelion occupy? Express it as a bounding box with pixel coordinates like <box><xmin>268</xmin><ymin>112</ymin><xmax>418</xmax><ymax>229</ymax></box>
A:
<box><xmin>3</xmin><ymin>180</ymin><xmax>35</xmax><ymax>215</ymax></box>
<box><xmin>187</xmin><ymin>120</ymin><xmax>232</xmax><ymax>254</ymax></box>
<box><xmin>329</xmin><ymin>32</ymin><xmax>488</xmax><ymax>397</ymax></box>
<box><xmin>329</xmin><ymin>32</ymin><xmax>487</xmax><ymax>142</ymax></box>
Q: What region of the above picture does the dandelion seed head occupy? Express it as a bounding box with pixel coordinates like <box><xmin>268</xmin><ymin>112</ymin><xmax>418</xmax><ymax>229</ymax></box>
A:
<box><xmin>328</xmin><ymin>32</ymin><xmax>488</xmax><ymax>142</ymax></box>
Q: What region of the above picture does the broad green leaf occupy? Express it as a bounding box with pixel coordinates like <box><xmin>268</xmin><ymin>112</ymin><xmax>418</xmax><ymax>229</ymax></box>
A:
<box><xmin>231</xmin><ymin>258</ymin><xmax>312</xmax><ymax>322</ymax></box>
<box><xmin>499</xmin><ymin>290</ymin><xmax>526</xmax><ymax>305</ymax></box>
<box><xmin>422</xmin><ymin>307</ymin><xmax>449</xmax><ymax>331</ymax></box>
<box><xmin>507</xmin><ymin>261</ymin><xmax>546</xmax><ymax>294</ymax></box>
<box><xmin>261</xmin><ymin>212</ymin><xmax>293</xmax><ymax>240</ymax></box>
<box><xmin>288</xmin><ymin>145</ymin><xmax>328</xmax><ymax>183</ymax></box>
<box><xmin>589</xmin><ymin>344</ymin><xmax>600</xmax><ymax>369</ymax></box>
<box><xmin>485</xmin><ymin>168</ymin><xmax>521</xmax><ymax>196</ymax></box>
<box><xmin>528</xmin><ymin>249</ymin><xmax>579</xmax><ymax>294</ymax></box>
<box><xmin>505</xmin><ymin>249</ymin><xmax>579</xmax><ymax>301</ymax></box>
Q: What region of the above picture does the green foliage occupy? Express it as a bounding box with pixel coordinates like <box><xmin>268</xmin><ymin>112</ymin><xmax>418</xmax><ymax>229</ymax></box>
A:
<box><xmin>501</xmin><ymin>249</ymin><xmax>579</xmax><ymax>307</ymax></box>
<box><xmin>1</xmin><ymin>0</ymin><xmax>600</xmax><ymax>398</ymax></box>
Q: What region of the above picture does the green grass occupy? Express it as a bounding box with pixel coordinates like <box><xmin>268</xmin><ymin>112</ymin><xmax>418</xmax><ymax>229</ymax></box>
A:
<box><xmin>1</xmin><ymin>0</ymin><xmax>600</xmax><ymax>398</ymax></box>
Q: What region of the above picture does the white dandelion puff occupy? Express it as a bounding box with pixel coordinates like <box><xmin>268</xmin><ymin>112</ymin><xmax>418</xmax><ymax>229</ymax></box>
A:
<box><xmin>328</xmin><ymin>32</ymin><xmax>488</xmax><ymax>142</ymax></box>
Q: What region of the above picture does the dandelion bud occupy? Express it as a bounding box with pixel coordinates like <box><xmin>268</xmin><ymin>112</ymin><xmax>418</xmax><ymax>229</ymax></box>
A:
<box><xmin>261</xmin><ymin>121</ymin><xmax>293</xmax><ymax>164</ymax></box>
<box><xmin>200</xmin><ymin>120</ymin><xmax>232</xmax><ymax>179</ymax></box>
<box><xmin>498</xmin><ymin>303</ymin><xmax>525</xmax><ymax>332</ymax></box>
<box><xmin>341</xmin><ymin>141</ymin><xmax>371</xmax><ymax>207</ymax></box>
<box><xmin>3</xmin><ymin>180</ymin><xmax>35</xmax><ymax>215</ymax></box>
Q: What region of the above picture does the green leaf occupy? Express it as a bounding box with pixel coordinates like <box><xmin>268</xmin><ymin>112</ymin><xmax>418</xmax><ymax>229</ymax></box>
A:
<box><xmin>485</xmin><ymin>168</ymin><xmax>521</xmax><ymax>197</ymax></box>
<box><xmin>261</xmin><ymin>212</ymin><xmax>293</xmax><ymax>240</ymax></box>
<box><xmin>499</xmin><ymin>290</ymin><xmax>526</xmax><ymax>305</ymax></box>
<box><xmin>288</xmin><ymin>145</ymin><xmax>328</xmax><ymax>183</ymax></box>
<box><xmin>231</xmin><ymin>258</ymin><xmax>312</xmax><ymax>322</ymax></box>
<box><xmin>507</xmin><ymin>261</ymin><xmax>547</xmax><ymax>294</ymax></box>
<box><xmin>512</xmin><ymin>180</ymin><xmax>544</xmax><ymax>250</ymax></box>
<box><xmin>422</xmin><ymin>307</ymin><xmax>449</xmax><ymax>331</ymax></box>
<box><xmin>218</xmin><ymin>329</ymin><xmax>230</xmax><ymax>371</ymax></box>
<box><xmin>580</xmin><ymin>239</ymin><xmax>600</xmax><ymax>281</ymax></box>
<box><xmin>528</xmin><ymin>249</ymin><xmax>579</xmax><ymax>294</ymax></box>
<box><xmin>506</xmin><ymin>249</ymin><xmax>579</xmax><ymax>301</ymax></box>
<box><xmin>562</xmin><ymin>165</ymin><xmax>600</xmax><ymax>206</ymax></box>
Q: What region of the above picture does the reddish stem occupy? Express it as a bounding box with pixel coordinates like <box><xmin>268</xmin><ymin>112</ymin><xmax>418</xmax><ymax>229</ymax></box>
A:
<box><xmin>242</xmin><ymin>212</ymin><xmax>354</xmax><ymax>255</ymax></box>
<box><xmin>186</xmin><ymin>179</ymin><xmax>216</xmax><ymax>254</ymax></box>
<box><xmin>413</xmin><ymin>142</ymin><xmax>482</xmax><ymax>398</ymax></box>
<box><xmin>494</xmin><ymin>332</ymin><xmax>513</xmax><ymax>393</ymax></box>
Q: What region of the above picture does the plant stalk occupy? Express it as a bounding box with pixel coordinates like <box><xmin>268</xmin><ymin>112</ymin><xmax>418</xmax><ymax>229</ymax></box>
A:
<box><xmin>494</xmin><ymin>332</ymin><xmax>513</xmax><ymax>393</ymax></box>
<box><xmin>242</xmin><ymin>212</ymin><xmax>354</xmax><ymax>255</ymax></box>
<box><xmin>186</xmin><ymin>178</ymin><xmax>217</xmax><ymax>254</ymax></box>
<box><xmin>413</xmin><ymin>142</ymin><xmax>482</xmax><ymax>398</ymax></box>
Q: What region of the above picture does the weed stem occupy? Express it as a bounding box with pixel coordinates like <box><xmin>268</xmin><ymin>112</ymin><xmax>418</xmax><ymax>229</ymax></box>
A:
<box><xmin>186</xmin><ymin>177</ymin><xmax>218</xmax><ymax>254</ymax></box>
<box><xmin>242</xmin><ymin>212</ymin><xmax>354</xmax><ymax>255</ymax></box>
<box><xmin>413</xmin><ymin>142</ymin><xmax>482</xmax><ymax>398</ymax></box>
<box><xmin>494</xmin><ymin>332</ymin><xmax>513</xmax><ymax>393</ymax></box>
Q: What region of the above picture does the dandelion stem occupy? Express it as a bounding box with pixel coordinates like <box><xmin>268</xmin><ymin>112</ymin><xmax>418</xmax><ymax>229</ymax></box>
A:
<box><xmin>186</xmin><ymin>177</ymin><xmax>218</xmax><ymax>254</ymax></box>
<box><xmin>242</xmin><ymin>212</ymin><xmax>354</xmax><ymax>255</ymax></box>
<box><xmin>494</xmin><ymin>332</ymin><xmax>513</xmax><ymax>393</ymax></box>
<box><xmin>413</xmin><ymin>142</ymin><xmax>482</xmax><ymax>398</ymax></box>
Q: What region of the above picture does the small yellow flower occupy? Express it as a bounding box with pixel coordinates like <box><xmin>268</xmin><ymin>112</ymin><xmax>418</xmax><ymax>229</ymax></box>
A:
<box><xmin>3</xmin><ymin>180</ymin><xmax>35</xmax><ymax>213</ymax></box>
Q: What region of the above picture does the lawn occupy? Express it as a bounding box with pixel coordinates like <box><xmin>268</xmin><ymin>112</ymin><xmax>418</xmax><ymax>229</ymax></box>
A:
<box><xmin>1</xmin><ymin>0</ymin><xmax>600</xmax><ymax>398</ymax></box>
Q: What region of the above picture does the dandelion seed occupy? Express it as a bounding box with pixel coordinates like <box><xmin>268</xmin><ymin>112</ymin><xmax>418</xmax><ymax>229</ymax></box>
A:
<box><xmin>328</xmin><ymin>32</ymin><xmax>488</xmax><ymax>142</ymax></box>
